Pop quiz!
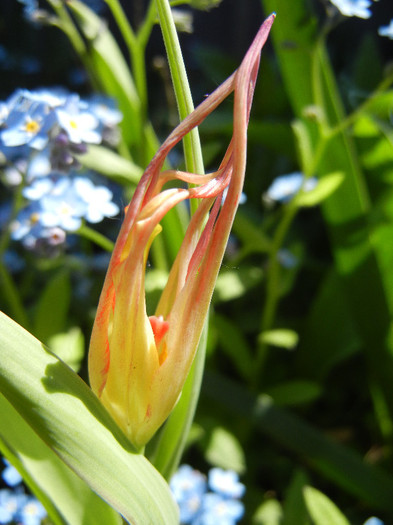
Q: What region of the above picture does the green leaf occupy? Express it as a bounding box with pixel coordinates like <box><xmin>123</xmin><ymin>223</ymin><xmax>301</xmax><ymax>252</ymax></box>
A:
<box><xmin>297</xmin><ymin>269</ymin><xmax>360</xmax><ymax>380</ymax></box>
<box><xmin>68</xmin><ymin>1</ymin><xmax>141</xmax><ymax>147</ymax></box>
<box><xmin>296</xmin><ymin>172</ymin><xmax>344</xmax><ymax>207</ymax></box>
<box><xmin>252</xmin><ymin>499</ymin><xmax>283</xmax><ymax>525</ymax></box>
<box><xmin>264</xmin><ymin>380</ymin><xmax>322</xmax><ymax>407</ymax></box>
<box><xmin>204</xmin><ymin>426</ymin><xmax>246</xmax><ymax>474</ymax></box>
<box><xmin>363</xmin><ymin>90</ymin><xmax>393</xmax><ymax>120</ymax></box>
<box><xmin>0</xmin><ymin>312</ymin><xmax>179</xmax><ymax>524</ymax></box>
<box><xmin>292</xmin><ymin>119</ymin><xmax>314</xmax><ymax>173</ymax></box>
<box><xmin>33</xmin><ymin>270</ymin><xmax>71</xmax><ymax>344</ymax></box>
<box><xmin>213</xmin><ymin>313</ymin><xmax>254</xmax><ymax>381</ymax></box>
<box><xmin>214</xmin><ymin>267</ymin><xmax>264</xmax><ymax>303</ymax></box>
<box><xmin>0</xmin><ymin>394</ymin><xmax>121</xmax><ymax>525</ymax></box>
<box><xmin>282</xmin><ymin>470</ymin><xmax>311</xmax><ymax>525</ymax></box>
<box><xmin>78</xmin><ymin>145</ymin><xmax>143</xmax><ymax>185</ymax></box>
<box><xmin>48</xmin><ymin>327</ymin><xmax>85</xmax><ymax>373</ymax></box>
<box><xmin>233</xmin><ymin>210</ymin><xmax>272</xmax><ymax>255</ymax></box>
<box><xmin>259</xmin><ymin>329</ymin><xmax>298</xmax><ymax>350</ymax></box>
<box><xmin>303</xmin><ymin>486</ymin><xmax>350</xmax><ymax>525</ymax></box>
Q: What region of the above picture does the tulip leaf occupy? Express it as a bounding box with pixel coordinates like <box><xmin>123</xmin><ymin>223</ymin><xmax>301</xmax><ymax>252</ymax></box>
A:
<box><xmin>0</xmin><ymin>311</ymin><xmax>179</xmax><ymax>525</ymax></box>
<box><xmin>0</xmin><ymin>393</ymin><xmax>121</xmax><ymax>525</ymax></box>
<box><xmin>303</xmin><ymin>486</ymin><xmax>350</xmax><ymax>525</ymax></box>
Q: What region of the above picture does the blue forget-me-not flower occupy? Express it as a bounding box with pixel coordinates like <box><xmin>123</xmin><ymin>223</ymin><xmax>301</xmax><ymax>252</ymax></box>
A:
<box><xmin>170</xmin><ymin>465</ymin><xmax>245</xmax><ymax>525</ymax></box>
<box><xmin>363</xmin><ymin>518</ymin><xmax>384</xmax><ymax>525</ymax></box>
<box><xmin>378</xmin><ymin>20</ymin><xmax>393</xmax><ymax>39</ymax></box>
<box><xmin>329</xmin><ymin>0</ymin><xmax>374</xmax><ymax>19</ymax></box>
<box><xmin>0</xmin><ymin>458</ymin><xmax>47</xmax><ymax>525</ymax></box>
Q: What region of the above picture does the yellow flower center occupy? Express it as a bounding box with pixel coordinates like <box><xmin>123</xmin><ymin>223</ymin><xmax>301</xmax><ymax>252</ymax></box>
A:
<box><xmin>24</xmin><ymin>119</ymin><xmax>40</xmax><ymax>134</ymax></box>
<box><xmin>30</xmin><ymin>212</ymin><xmax>40</xmax><ymax>224</ymax></box>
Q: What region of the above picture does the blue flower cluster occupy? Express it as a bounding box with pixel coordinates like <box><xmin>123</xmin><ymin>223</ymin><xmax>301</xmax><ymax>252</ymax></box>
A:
<box><xmin>329</xmin><ymin>0</ymin><xmax>374</xmax><ymax>19</ymax></box>
<box><xmin>329</xmin><ymin>0</ymin><xmax>393</xmax><ymax>38</ymax></box>
<box><xmin>0</xmin><ymin>459</ymin><xmax>46</xmax><ymax>525</ymax></box>
<box><xmin>170</xmin><ymin>465</ymin><xmax>245</xmax><ymax>525</ymax></box>
<box><xmin>0</xmin><ymin>88</ymin><xmax>121</xmax><ymax>251</ymax></box>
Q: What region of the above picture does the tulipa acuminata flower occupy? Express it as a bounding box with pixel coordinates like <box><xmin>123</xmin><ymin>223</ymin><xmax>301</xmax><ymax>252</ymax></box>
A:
<box><xmin>88</xmin><ymin>14</ymin><xmax>275</xmax><ymax>449</ymax></box>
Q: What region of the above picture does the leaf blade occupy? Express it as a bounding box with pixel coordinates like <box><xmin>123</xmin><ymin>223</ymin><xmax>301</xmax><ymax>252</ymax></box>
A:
<box><xmin>0</xmin><ymin>311</ymin><xmax>179</xmax><ymax>525</ymax></box>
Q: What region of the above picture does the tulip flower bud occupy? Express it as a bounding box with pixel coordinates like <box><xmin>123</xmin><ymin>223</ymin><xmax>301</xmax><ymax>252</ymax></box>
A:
<box><xmin>88</xmin><ymin>14</ymin><xmax>275</xmax><ymax>449</ymax></box>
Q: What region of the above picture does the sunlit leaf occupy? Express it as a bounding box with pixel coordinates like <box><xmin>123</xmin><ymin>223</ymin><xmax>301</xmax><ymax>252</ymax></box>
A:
<box><xmin>303</xmin><ymin>486</ymin><xmax>350</xmax><ymax>525</ymax></box>
<box><xmin>296</xmin><ymin>172</ymin><xmax>344</xmax><ymax>207</ymax></box>
<box><xmin>0</xmin><ymin>312</ymin><xmax>179</xmax><ymax>524</ymax></box>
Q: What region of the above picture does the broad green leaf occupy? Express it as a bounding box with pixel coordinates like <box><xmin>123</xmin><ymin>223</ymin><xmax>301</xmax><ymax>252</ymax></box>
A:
<box><xmin>34</xmin><ymin>270</ymin><xmax>71</xmax><ymax>344</ymax></box>
<box><xmin>0</xmin><ymin>394</ymin><xmax>121</xmax><ymax>525</ymax></box>
<box><xmin>252</xmin><ymin>499</ymin><xmax>283</xmax><ymax>525</ymax></box>
<box><xmin>259</xmin><ymin>329</ymin><xmax>298</xmax><ymax>350</ymax></box>
<box><xmin>204</xmin><ymin>426</ymin><xmax>246</xmax><ymax>474</ymax></box>
<box><xmin>78</xmin><ymin>145</ymin><xmax>143</xmax><ymax>185</ymax></box>
<box><xmin>48</xmin><ymin>327</ymin><xmax>85</xmax><ymax>373</ymax></box>
<box><xmin>0</xmin><ymin>312</ymin><xmax>179</xmax><ymax>524</ymax></box>
<box><xmin>296</xmin><ymin>172</ymin><xmax>344</xmax><ymax>207</ymax></box>
<box><xmin>303</xmin><ymin>486</ymin><xmax>350</xmax><ymax>525</ymax></box>
<box><xmin>264</xmin><ymin>380</ymin><xmax>322</xmax><ymax>407</ymax></box>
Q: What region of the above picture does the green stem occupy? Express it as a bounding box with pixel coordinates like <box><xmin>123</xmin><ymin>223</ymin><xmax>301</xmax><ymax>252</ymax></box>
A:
<box><xmin>77</xmin><ymin>225</ymin><xmax>115</xmax><ymax>252</ymax></box>
<box><xmin>155</xmin><ymin>0</ymin><xmax>205</xmax><ymax>214</ymax></box>
<box><xmin>328</xmin><ymin>68</ymin><xmax>393</xmax><ymax>139</ymax></box>
<box><xmin>104</xmin><ymin>0</ymin><xmax>137</xmax><ymax>51</ymax></box>
<box><xmin>254</xmin><ymin>199</ymin><xmax>299</xmax><ymax>388</ymax></box>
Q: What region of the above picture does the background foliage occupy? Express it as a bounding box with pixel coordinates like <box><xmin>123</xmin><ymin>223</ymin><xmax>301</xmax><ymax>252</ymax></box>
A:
<box><xmin>1</xmin><ymin>0</ymin><xmax>393</xmax><ymax>524</ymax></box>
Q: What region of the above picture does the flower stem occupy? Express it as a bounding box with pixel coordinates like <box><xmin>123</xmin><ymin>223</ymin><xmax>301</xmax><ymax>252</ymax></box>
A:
<box><xmin>155</xmin><ymin>0</ymin><xmax>205</xmax><ymax>214</ymax></box>
<box><xmin>77</xmin><ymin>225</ymin><xmax>115</xmax><ymax>252</ymax></box>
